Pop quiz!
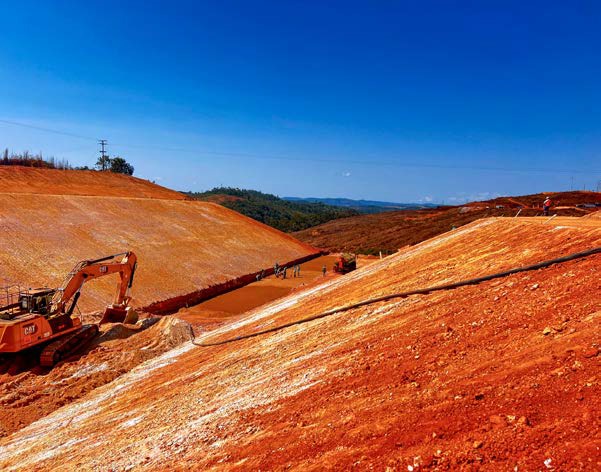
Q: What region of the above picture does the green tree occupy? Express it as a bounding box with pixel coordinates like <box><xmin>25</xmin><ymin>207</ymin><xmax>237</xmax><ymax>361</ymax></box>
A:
<box><xmin>95</xmin><ymin>155</ymin><xmax>112</xmax><ymax>171</ymax></box>
<box><xmin>110</xmin><ymin>156</ymin><xmax>134</xmax><ymax>175</ymax></box>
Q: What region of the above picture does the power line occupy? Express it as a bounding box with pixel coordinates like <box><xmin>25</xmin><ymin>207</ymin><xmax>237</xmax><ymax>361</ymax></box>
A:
<box><xmin>0</xmin><ymin>118</ymin><xmax>96</xmax><ymax>141</ymax></box>
<box><xmin>1</xmin><ymin>117</ymin><xmax>600</xmax><ymax>175</ymax></box>
<box><xmin>111</xmin><ymin>142</ymin><xmax>600</xmax><ymax>175</ymax></box>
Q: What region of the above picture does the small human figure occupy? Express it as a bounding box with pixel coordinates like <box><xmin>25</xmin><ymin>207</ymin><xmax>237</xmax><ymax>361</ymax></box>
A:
<box><xmin>297</xmin><ymin>264</ymin><xmax>301</xmax><ymax>277</ymax></box>
<box><xmin>256</xmin><ymin>273</ymin><xmax>261</xmax><ymax>282</ymax></box>
<box><xmin>274</xmin><ymin>262</ymin><xmax>279</xmax><ymax>274</ymax></box>
<box><xmin>322</xmin><ymin>264</ymin><xmax>327</xmax><ymax>277</ymax></box>
<box><xmin>543</xmin><ymin>197</ymin><xmax>552</xmax><ymax>216</ymax></box>
<box><xmin>260</xmin><ymin>269</ymin><xmax>265</xmax><ymax>279</ymax></box>
<box><xmin>282</xmin><ymin>267</ymin><xmax>287</xmax><ymax>279</ymax></box>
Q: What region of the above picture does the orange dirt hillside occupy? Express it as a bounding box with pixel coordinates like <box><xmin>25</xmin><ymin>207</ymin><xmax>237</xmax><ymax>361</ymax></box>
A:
<box><xmin>1</xmin><ymin>216</ymin><xmax>599</xmax><ymax>470</ymax></box>
<box><xmin>0</xmin><ymin>167</ymin><xmax>319</xmax><ymax>312</ymax></box>
<box><xmin>294</xmin><ymin>191</ymin><xmax>601</xmax><ymax>254</ymax></box>
<box><xmin>0</xmin><ymin>166</ymin><xmax>186</xmax><ymax>199</ymax></box>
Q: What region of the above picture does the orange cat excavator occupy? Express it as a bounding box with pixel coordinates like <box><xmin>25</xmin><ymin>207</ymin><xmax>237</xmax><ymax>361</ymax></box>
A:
<box><xmin>0</xmin><ymin>251</ymin><xmax>137</xmax><ymax>367</ymax></box>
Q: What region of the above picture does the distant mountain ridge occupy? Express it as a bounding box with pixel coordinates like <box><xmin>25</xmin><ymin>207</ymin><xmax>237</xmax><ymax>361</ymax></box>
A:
<box><xmin>284</xmin><ymin>197</ymin><xmax>437</xmax><ymax>214</ymax></box>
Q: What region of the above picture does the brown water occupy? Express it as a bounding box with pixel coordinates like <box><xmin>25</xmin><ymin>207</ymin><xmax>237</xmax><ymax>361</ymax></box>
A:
<box><xmin>174</xmin><ymin>255</ymin><xmax>339</xmax><ymax>327</ymax></box>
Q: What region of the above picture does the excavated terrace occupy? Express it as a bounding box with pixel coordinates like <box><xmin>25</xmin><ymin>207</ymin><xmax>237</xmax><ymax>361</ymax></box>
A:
<box><xmin>1</xmin><ymin>216</ymin><xmax>599</xmax><ymax>470</ymax></box>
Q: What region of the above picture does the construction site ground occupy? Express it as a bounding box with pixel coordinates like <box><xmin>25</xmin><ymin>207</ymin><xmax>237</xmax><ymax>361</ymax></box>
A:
<box><xmin>0</xmin><ymin>316</ymin><xmax>194</xmax><ymax>437</ymax></box>
<box><xmin>0</xmin><ymin>255</ymin><xmax>342</xmax><ymax>439</ymax></box>
<box><xmin>1</xmin><ymin>215</ymin><xmax>599</xmax><ymax>470</ymax></box>
<box><xmin>175</xmin><ymin>255</ymin><xmax>340</xmax><ymax>332</ymax></box>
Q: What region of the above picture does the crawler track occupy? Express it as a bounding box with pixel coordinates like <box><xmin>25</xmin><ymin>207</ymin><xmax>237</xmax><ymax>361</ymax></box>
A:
<box><xmin>39</xmin><ymin>324</ymin><xmax>99</xmax><ymax>367</ymax></box>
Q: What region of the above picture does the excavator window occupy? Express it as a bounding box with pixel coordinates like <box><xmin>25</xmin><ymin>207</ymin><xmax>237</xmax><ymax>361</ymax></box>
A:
<box><xmin>35</xmin><ymin>296</ymin><xmax>49</xmax><ymax>314</ymax></box>
<box><xmin>18</xmin><ymin>292</ymin><xmax>53</xmax><ymax>315</ymax></box>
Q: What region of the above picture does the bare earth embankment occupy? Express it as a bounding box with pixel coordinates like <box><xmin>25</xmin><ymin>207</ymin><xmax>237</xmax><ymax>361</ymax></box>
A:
<box><xmin>1</xmin><ymin>216</ymin><xmax>599</xmax><ymax>470</ymax></box>
<box><xmin>0</xmin><ymin>167</ymin><xmax>319</xmax><ymax>312</ymax></box>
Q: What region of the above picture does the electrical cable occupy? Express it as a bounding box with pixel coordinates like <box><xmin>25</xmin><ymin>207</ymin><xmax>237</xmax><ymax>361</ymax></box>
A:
<box><xmin>1</xmin><ymin>118</ymin><xmax>599</xmax><ymax>174</ymax></box>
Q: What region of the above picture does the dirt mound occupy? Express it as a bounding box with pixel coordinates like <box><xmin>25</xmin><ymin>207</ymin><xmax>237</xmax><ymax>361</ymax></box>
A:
<box><xmin>139</xmin><ymin>317</ymin><xmax>194</xmax><ymax>350</ymax></box>
<box><xmin>0</xmin><ymin>316</ymin><xmax>192</xmax><ymax>437</ymax></box>
<box><xmin>294</xmin><ymin>191</ymin><xmax>600</xmax><ymax>253</ymax></box>
<box><xmin>1</xmin><ymin>216</ymin><xmax>599</xmax><ymax>470</ymax></box>
<box><xmin>0</xmin><ymin>166</ymin><xmax>186</xmax><ymax>199</ymax></box>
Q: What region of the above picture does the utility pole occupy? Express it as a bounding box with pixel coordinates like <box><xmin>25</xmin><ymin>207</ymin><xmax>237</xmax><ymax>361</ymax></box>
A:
<box><xmin>98</xmin><ymin>139</ymin><xmax>108</xmax><ymax>170</ymax></box>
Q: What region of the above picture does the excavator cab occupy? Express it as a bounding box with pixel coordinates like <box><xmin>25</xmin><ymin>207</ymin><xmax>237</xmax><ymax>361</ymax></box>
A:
<box><xmin>19</xmin><ymin>288</ymin><xmax>55</xmax><ymax>316</ymax></box>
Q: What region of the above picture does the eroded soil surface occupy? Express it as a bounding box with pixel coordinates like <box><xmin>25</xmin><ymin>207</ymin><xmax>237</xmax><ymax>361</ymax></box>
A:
<box><xmin>1</xmin><ymin>217</ymin><xmax>599</xmax><ymax>471</ymax></box>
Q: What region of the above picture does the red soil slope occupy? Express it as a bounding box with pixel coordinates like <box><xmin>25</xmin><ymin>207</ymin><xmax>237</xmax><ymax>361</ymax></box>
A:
<box><xmin>0</xmin><ymin>170</ymin><xmax>318</xmax><ymax>312</ymax></box>
<box><xmin>475</xmin><ymin>190</ymin><xmax>601</xmax><ymax>209</ymax></box>
<box><xmin>0</xmin><ymin>256</ymin><xmax>339</xmax><ymax>438</ymax></box>
<box><xmin>0</xmin><ymin>316</ymin><xmax>194</xmax><ymax>437</ymax></box>
<box><xmin>295</xmin><ymin>191</ymin><xmax>601</xmax><ymax>253</ymax></box>
<box><xmin>1</xmin><ymin>216</ymin><xmax>599</xmax><ymax>470</ymax></box>
<box><xmin>0</xmin><ymin>166</ymin><xmax>186</xmax><ymax>199</ymax></box>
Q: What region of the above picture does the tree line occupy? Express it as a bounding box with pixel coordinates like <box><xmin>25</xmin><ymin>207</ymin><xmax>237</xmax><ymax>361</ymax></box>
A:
<box><xmin>187</xmin><ymin>187</ymin><xmax>359</xmax><ymax>233</ymax></box>
<box><xmin>1</xmin><ymin>149</ymin><xmax>134</xmax><ymax>175</ymax></box>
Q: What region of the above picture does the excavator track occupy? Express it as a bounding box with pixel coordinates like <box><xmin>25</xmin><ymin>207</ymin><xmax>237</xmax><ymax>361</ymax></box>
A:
<box><xmin>40</xmin><ymin>324</ymin><xmax>99</xmax><ymax>367</ymax></box>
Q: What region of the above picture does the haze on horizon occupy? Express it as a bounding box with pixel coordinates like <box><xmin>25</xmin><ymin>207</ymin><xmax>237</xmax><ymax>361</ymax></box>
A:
<box><xmin>0</xmin><ymin>1</ymin><xmax>599</xmax><ymax>204</ymax></box>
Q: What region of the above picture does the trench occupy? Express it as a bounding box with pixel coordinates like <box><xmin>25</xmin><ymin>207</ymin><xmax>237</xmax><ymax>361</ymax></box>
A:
<box><xmin>170</xmin><ymin>254</ymin><xmax>340</xmax><ymax>329</ymax></box>
<box><xmin>142</xmin><ymin>252</ymin><xmax>326</xmax><ymax>315</ymax></box>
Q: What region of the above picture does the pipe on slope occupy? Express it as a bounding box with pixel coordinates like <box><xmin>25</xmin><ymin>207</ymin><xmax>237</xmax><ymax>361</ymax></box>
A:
<box><xmin>193</xmin><ymin>247</ymin><xmax>601</xmax><ymax>348</ymax></box>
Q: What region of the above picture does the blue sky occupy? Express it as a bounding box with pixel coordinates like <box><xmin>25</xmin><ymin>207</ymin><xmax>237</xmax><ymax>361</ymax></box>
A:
<box><xmin>0</xmin><ymin>0</ymin><xmax>599</xmax><ymax>203</ymax></box>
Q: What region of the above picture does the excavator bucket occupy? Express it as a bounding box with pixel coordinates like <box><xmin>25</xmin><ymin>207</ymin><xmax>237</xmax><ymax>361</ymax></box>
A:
<box><xmin>100</xmin><ymin>305</ymin><xmax>138</xmax><ymax>325</ymax></box>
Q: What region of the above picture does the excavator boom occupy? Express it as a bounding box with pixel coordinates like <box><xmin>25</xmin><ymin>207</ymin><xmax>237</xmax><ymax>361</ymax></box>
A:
<box><xmin>52</xmin><ymin>251</ymin><xmax>137</xmax><ymax>324</ymax></box>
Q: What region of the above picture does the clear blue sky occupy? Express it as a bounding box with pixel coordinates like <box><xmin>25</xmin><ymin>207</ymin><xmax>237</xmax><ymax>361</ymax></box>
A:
<box><xmin>1</xmin><ymin>0</ymin><xmax>599</xmax><ymax>203</ymax></box>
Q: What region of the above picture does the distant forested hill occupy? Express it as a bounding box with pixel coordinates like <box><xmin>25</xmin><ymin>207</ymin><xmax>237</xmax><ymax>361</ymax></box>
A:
<box><xmin>284</xmin><ymin>196</ymin><xmax>437</xmax><ymax>214</ymax></box>
<box><xmin>185</xmin><ymin>187</ymin><xmax>358</xmax><ymax>232</ymax></box>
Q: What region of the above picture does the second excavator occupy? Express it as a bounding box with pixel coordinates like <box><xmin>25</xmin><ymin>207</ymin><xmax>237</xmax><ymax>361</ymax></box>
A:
<box><xmin>0</xmin><ymin>251</ymin><xmax>137</xmax><ymax>367</ymax></box>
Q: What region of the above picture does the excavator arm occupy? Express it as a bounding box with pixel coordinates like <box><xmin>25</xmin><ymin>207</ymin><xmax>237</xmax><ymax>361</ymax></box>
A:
<box><xmin>51</xmin><ymin>251</ymin><xmax>138</xmax><ymax>323</ymax></box>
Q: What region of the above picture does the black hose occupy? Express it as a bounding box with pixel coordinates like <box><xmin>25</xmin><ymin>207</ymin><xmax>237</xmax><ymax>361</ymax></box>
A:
<box><xmin>193</xmin><ymin>246</ymin><xmax>601</xmax><ymax>348</ymax></box>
